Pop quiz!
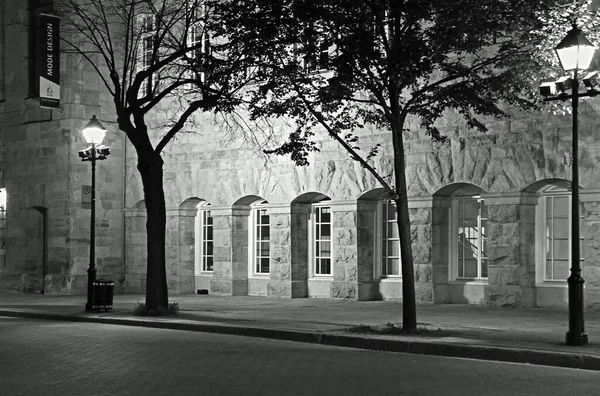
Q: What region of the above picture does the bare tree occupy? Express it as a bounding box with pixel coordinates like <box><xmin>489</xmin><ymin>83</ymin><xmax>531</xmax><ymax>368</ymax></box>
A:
<box><xmin>57</xmin><ymin>0</ymin><xmax>250</xmax><ymax>310</ymax></box>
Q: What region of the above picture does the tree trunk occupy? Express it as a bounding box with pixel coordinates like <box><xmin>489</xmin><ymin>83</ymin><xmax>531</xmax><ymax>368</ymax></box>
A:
<box><xmin>137</xmin><ymin>151</ymin><xmax>169</xmax><ymax>310</ymax></box>
<box><xmin>391</xmin><ymin>124</ymin><xmax>417</xmax><ymax>332</ymax></box>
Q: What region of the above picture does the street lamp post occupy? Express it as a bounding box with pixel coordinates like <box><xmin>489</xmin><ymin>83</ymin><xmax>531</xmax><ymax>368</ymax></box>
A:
<box><xmin>79</xmin><ymin>115</ymin><xmax>111</xmax><ymax>312</ymax></box>
<box><xmin>541</xmin><ymin>26</ymin><xmax>597</xmax><ymax>346</ymax></box>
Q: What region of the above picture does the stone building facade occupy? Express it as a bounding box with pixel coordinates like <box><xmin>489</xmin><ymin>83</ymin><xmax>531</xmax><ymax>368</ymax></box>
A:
<box><xmin>3</xmin><ymin>1</ymin><xmax>600</xmax><ymax>308</ymax></box>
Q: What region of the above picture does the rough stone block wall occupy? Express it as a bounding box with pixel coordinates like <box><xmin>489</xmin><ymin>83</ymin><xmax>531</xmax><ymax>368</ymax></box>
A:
<box><xmin>210</xmin><ymin>210</ymin><xmax>233</xmax><ymax>294</ymax></box>
<box><xmin>331</xmin><ymin>210</ymin><xmax>358</xmax><ymax>299</ymax></box>
<box><xmin>176</xmin><ymin>209</ymin><xmax>196</xmax><ymax>294</ymax></box>
<box><xmin>583</xmin><ymin>200</ymin><xmax>600</xmax><ymax>307</ymax></box>
<box><xmin>267</xmin><ymin>209</ymin><xmax>293</xmax><ymax>297</ymax></box>
<box><xmin>486</xmin><ymin>202</ymin><xmax>535</xmax><ymax>307</ymax></box>
<box><xmin>290</xmin><ymin>204</ymin><xmax>309</xmax><ymax>296</ymax></box>
<box><xmin>410</xmin><ymin>207</ymin><xmax>433</xmax><ymax>302</ymax></box>
<box><xmin>124</xmin><ymin>211</ymin><xmax>147</xmax><ymax>293</ymax></box>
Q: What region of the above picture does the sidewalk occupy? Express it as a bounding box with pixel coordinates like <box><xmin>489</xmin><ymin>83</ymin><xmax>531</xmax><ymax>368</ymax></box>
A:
<box><xmin>1</xmin><ymin>291</ymin><xmax>600</xmax><ymax>370</ymax></box>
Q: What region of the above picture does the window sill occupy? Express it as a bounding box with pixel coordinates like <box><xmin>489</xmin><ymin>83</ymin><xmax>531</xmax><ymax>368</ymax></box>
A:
<box><xmin>249</xmin><ymin>274</ymin><xmax>270</xmax><ymax>279</ymax></box>
<box><xmin>449</xmin><ymin>279</ymin><xmax>488</xmax><ymax>285</ymax></box>
<box><xmin>536</xmin><ymin>282</ymin><xmax>567</xmax><ymax>287</ymax></box>
<box><xmin>308</xmin><ymin>276</ymin><xmax>333</xmax><ymax>281</ymax></box>
<box><xmin>380</xmin><ymin>277</ymin><xmax>402</xmax><ymax>282</ymax></box>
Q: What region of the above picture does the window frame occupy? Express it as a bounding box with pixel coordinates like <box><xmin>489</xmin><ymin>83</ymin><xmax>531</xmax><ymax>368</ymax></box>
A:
<box><xmin>248</xmin><ymin>201</ymin><xmax>270</xmax><ymax>277</ymax></box>
<box><xmin>537</xmin><ymin>186</ymin><xmax>584</xmax><ymax>283</ymax></box>
<box><xmin>377</xmin><ymin>201</ymin><xmax>401</xmax><ymax>278</ymax></box>
<box><xmin>310</xmin><ymin>203</ymin><xmax>333</xmax><ymax>277</ymax></box>
<box><xmin>449</xmin><ymin>195</ymin><xmax>488</xmax><ymax>281</ymax></box>
<box><xmin>137</xmin><ymin>13</ymin><xmax>157</xmax><ymax>97</ymax></box>
<box><xmin>186</xmin><ymin>0</ymin><xmax>210</xmax><ymax>83</ymax></box>
<box><xmin>194</xmin><ymin>202</ymin><xmax>213</xmax><ymax>274</ymax></box>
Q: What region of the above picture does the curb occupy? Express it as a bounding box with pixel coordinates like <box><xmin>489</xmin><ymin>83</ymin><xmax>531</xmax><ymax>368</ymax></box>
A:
<box><xmin>1</xmin><ymin>309</ymin><xmax>599</xmax><ymax>371</ymax></box>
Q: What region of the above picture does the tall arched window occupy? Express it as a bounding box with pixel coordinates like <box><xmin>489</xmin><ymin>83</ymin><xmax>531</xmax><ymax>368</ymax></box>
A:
<box><xmin>311</xmin><ymin>199</ymin><xmax>332</xmax><ymax>276</ymax></box>
<box><xmin>539</xmin><ymin>185</ymin><xmax>583</xmax><ymax>281</ymax></box>
<box><xmin>249</xmin><ymin>200</ymin><xmax>270</xmax><ymax>275</ymax></box>
<box><xmin>195</xmin><ymin>201</ymin><xmax>213</xmax><ymax>274</ymax></box>
<box><xmin>380</xmin><ymin>201</ymin><xmax>400</xmax><ymax>277</ymax></box>
<box><xmin>453</xmin><ymin>195</ymin><xmax>488</xmax><ymax>280</ymax></box>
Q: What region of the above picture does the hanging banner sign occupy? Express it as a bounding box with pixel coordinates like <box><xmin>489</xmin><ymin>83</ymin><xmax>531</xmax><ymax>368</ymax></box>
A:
<box><xmin>82</xmin><ymin>185</ymin><xmax>92</xmax><ymax>209</ymax></box>
<box><xmin>38</xmin><ymin>13</ymin><xmax>60</xmax><ymax>109</ymax></box>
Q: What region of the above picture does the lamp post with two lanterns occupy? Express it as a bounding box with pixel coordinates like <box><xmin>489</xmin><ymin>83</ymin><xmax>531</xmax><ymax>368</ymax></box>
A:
<box><xmin>79</xmin><ymin>115</ymin><xmax>111</xmax><ymax>312</ymax></box>
<box><xmin>540</xmin><ymin>26</ymin><xmax>598</xmax><ymax>346</ymax></box>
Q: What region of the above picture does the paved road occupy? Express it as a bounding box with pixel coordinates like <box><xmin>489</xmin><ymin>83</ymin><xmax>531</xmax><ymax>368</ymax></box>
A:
<box><xmin>1</xmin><ymin>317</ymin><xmax>599</xmax><ymax>396</ymax></box>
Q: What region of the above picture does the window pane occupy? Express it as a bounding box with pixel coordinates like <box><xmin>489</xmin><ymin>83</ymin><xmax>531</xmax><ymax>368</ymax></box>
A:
<box><xmin>205</xmin><ymin>256</ymin><xmax>213</xmax><ymax>272</ymax></box>
<box><xmin>553</xmin><ymin>239</ymin><xmax>569</xmax><ymax>259</ymax></box>
<box><xmin>387</xmin><ymin>204</ymin><xmax>397</xmax><ymax>220</ymax></box>
<box><xmin>320</xmin><ymin>241</ymin><xmax>331</xmax><ymax>257</ymax></box>
<box><xmin>553</xmin><ymin>260</ymin><xmax>570</xmax><ymax>280</ymax></box>
<box><xmin>320</xmin><ymin>224</ymin><xmax>331</xmax><ymax>239</ymax></box>
<box><xmin>206</xmin><ymin>225</ymin><xmax>213</xmax><ymax>240</ymax></box>
<box><xmin>464</xmin><ymin>200</ymin><xmax>479</xmax><ymax>218</ymax></box>
<box><xmin>464</xmin><ymin>259</ymin><xmax>477</xmax><ymax>278</ymax></box>
<box><xmin>387</xmin><ymin>223</ymin><xmax>399</xmax><ymax>239</ymax></box>
<box><xmin>321</xmin><ymin>208</ymin><xmax>331</xmax><ymax>223</ymax></box>
<box><xmin>388</xmin><ymin>258</ymin><xmax>400</xmax><ymax>276</ymax></box>
<box><xmin>261</xmin><ymin>226</ymin><xmax>270</xmax><ymax>240</ymax></box>
<box><xmin>260</xmin><ymin>242</ymin><xmax>270</xmax><ymax>256</ymax></box>
<box><xmin>553</xmin><ymin>218</ymin><xmax>569</xmax><ymax>238</ymax></box>
<box><xmin>387</xmin><ymin>241</ymin><xmax>399</xmax><ymax>257</ymax></box>
<box><xmin>481</xmin><ymin>259</ymin><xmax>488</xmax><ymax>278</ymax></box>
<box><xmin>553</xmin><ymin>196</ymin><xmax>569</xmax><ymax>215</ymax></box>
<box><xmin>206</xmin><ymin>241</ymin><xmax>213</xmax><ymax>256</ymax></box>
<box><xmin>260</xmin><ymin>257</ymin><xmax>270</xmax><ymax>273</ymax></box>
<box><xmin>320</xmin><ymin>258</ymin><xmax>331</xmax><ymax>275</ymax></box>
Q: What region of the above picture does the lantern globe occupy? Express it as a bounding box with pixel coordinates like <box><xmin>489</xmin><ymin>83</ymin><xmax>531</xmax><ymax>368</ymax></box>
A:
<box><xmin>82</xmin><ymin>115</ymin><xmax>107</xmax><ymax>145</ymax></box>
<box><xmin>555</xmin><ymin>26</ymin><xmax>597</xmax><ymax>72</ymax></box>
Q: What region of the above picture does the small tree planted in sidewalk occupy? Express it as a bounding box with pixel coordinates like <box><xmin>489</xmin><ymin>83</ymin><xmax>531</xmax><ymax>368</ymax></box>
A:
<box><xmin>213</xmin><ymin>0</ymin><xmax>546</xmax><ymax>332</ymax></box>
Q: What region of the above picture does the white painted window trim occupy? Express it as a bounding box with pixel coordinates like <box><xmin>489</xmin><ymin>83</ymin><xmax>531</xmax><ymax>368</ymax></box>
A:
<box><xmin>186</xmin><ymin>0</ymin><xmax>210</xmax><ymax>84</ymax></box>
<box><xmin>536</xmin><ymin>187</ymin><xmax>583</xmax><ymax>284</ymax></box>
<box><xmin>449</xmin><ymin>196</ymin><xmax>488</xmax><ymax>282</ymax></box>
<box><xmin>248</xmin><ymin>200</ymin><xmax>270</xmax><ymax>278</ymax></box>
<box><xmin>309</xmin><ymin>202</ymin><xmax>333</xmax><ymax>278</ymax></box>
<box><xmin>195</xmin><ymin>201</ymin><xmax>213</xmax><ymax>274</ymax></box>
<box><xmin>377</xmin><ymin>201</ymin><xmax>401</xmax><ymax>279</ymax></box>
<box><xmin>137</xmin><ymin>13</ymin><xmax>157</xmax><ymax>97</ymax></box>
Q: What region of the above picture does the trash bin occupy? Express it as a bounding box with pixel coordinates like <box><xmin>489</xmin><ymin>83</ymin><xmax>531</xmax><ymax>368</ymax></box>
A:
<box><xmin>92</xmin><ymin>279</ymin><xmax>114</xmax><ymax>311</ymax></box>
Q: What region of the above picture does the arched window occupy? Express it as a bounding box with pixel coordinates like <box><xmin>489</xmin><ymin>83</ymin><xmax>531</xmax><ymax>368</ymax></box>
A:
<box><xmin>249</xmin><ymin>200</ymin><xmax>270</xmax><ymax>275</ymax></box>
<box><xmin>379</xmin><ymin>201</ymin><xmax>400</xmax><ymax>277</ymax></box>
<box><xmin>311</xmin><ymin>199</ymin><xmax>332</xmax><ymax>276</ymax></box>
<box><xmin>195</xmin><ymin>201</ymin><xmax>213</xmax><ymax>273</ymax></box>
<box><xmin>539</xmin><ymin>185</ymin><xmax>583</xmax><ymax>281</ymax></box>
<box><xmin>453</xmin><ymin>195</ymin><xmax>488</xmax><ymax>279</ymax></box>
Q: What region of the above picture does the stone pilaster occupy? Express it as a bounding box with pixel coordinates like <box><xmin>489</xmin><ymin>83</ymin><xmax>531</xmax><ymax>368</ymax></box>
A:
<box><xmin>409</xmin><ymin>198</ymin><xmax>434</xmax><ymax>303</ymax></box>
<box><xmin>581</xmin><ymin>193</ymin><xmax>600</xmax><ymax>307</ymax></box>
<box><xmin>165</xmin><ymin>207</ymin><xmax>196</xmax><ymax>295</ymax></box>
<box><xmin>330</xmin><ymin>201</ymin><xmax>375</xmax><ymax>300</ymax></box>
<box><xmin>431</xmin><ymin>197</ymin><xmax>451</xmax><ymax>303</ymax></box>
<box><xmin>288</xmin><ymin>203</ymin><xmax>310</xmax><ymax>297</ymax></box>
<box><xmin>267</xmin><ymin>205</ymin><xmax>304</xmax><ymax>297</ymax></box>
<box><xmin>123</xmin><ymin>207</ymin><xmax>147</xmax><ymax>293</ymax></box>
<box><xmin>209</xmin><ymin>205</ymin><xmax>248</xmax><ymax>295</ymax></box>
<box><xmin>484</xmin><ymin>193</ymin><xmax>537</xmax><ymax>307</ymax></box>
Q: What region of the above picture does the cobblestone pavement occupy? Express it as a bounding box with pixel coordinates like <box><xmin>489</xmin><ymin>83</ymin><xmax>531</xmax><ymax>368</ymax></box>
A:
<box><xmin>1</xmin><ymin>317</ymin><xmax>600</xmax><ymax>396</ymax></box>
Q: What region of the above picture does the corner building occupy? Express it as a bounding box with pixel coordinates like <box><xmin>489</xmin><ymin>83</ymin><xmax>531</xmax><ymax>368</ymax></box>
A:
<box><xmin>4</xmin><ymin>1</ymin><xmax>600</xmax><ymax>308</ymax></box>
